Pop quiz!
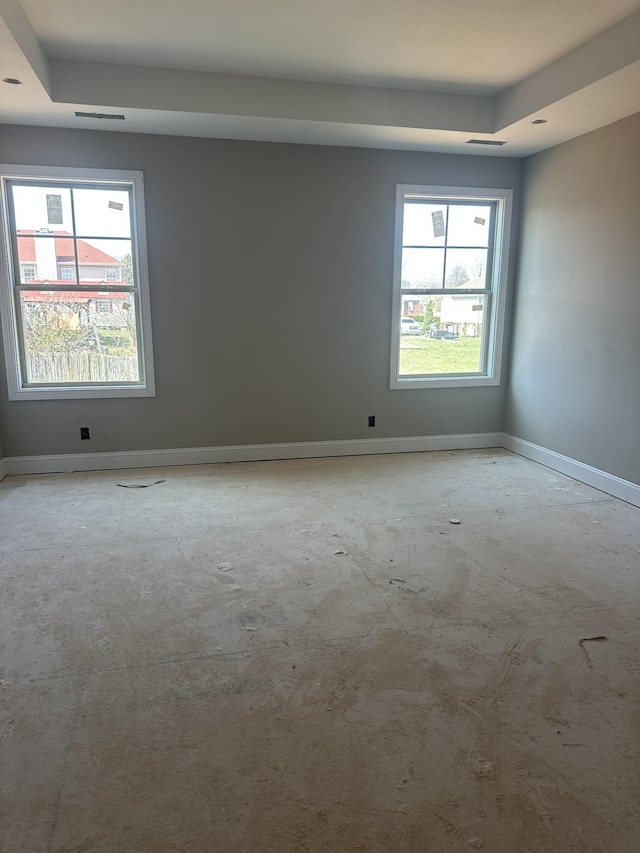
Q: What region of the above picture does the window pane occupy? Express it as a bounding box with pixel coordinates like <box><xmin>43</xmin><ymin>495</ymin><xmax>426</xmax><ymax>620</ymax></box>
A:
<box><xmin>444</xmin><ymin>248</ymin><xmax>489</xmax><ymax>289</ymax></box>
<box><xmin>21</xmin><ymin>264</ymin><xmax>36</xmax><ymax>282</ymax></box>
<box><xmin>401</xmin><ymin>247</ymin><xmax>444</xmax><ymax>289</ymax></box>
<box><xmin>399</xmin><ymin>294</ymin><xmax>487</xmax><ymax>376</ymax></box>
<box><xmin>11</xmin><ymin>185</ymin><xmax>74</xmax><ymax>232</ymax></box>
<box><xmin>2</xmin><ymin>168</ymin><xmax>153</xmax><ymax>398</ymax></box>
<box><xmin>73</xmin><ymin>187</ymin><xmax>131</xmax><ymax>238</ymax></box>
<box><xmin>16</xmin><ymin>234</ymin><xmax>74</xmax><ymax>283</ymax></box>
<box><xmin>446</xmin><ymin>204</ymin><xmax>492</xmax><ymax>247</ymax></box>
<box><xmin>19</xmin><ymin>291</ymin><xmax>140</xmax><ymax>385</ymax></box>
<box><xmin>76</xmin><ymin>238</ymin><xmax>131</xmax><ymax>285</ymax></box>
<box><xmin>16</xmin><ymin>237</ymin><xmax>37</xmax><ymax>283</ymax></box>
<box><xmin>403</xmin><ymin>202</ymin><xmax>447</xmax><ymax>246</ymax></box>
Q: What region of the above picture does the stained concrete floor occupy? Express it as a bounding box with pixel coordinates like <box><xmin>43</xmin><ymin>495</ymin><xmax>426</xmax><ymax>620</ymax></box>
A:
<box><xmin>1</xmin><ymin>449</ymin><xmax>639</xmax><ymax>853</ymax></box>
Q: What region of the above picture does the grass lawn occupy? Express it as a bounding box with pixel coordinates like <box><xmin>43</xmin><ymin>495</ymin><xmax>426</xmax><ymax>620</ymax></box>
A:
<box><xmin>399</xmin><ymin>335</ymin><xmax>482</xmax><ymax>375</ymax></box>
<box><xmin>98</xmin><ymin>329</ymin><xmax>136</xmax><ymax>355</ymax></box>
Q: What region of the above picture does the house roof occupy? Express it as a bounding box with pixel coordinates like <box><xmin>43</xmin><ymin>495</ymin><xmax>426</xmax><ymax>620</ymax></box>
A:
<box><xmin>22</xmin><ymin>291</ymin><xmax>124</xmax><ymax>302</ymax></box>
<box><xmin>17</xmin><ymin>231</ymin><xmax>121</xmax><ymax>266</ymax></box>
<box><xmin>2</xmin><ymin>2</ymin><xmax>640</xmax><ymax>157</ymax></box>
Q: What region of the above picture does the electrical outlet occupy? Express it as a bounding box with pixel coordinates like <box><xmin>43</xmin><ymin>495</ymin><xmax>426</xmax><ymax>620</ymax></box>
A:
<box><xmin>80</xmin><ymin>427</ymin><xmax>90</xmax><ymax>440</ymax></box>
<box><xmin>368</xmin><ymin>415</ymin><xmax>376</xmax><ymax>427</ymax></box>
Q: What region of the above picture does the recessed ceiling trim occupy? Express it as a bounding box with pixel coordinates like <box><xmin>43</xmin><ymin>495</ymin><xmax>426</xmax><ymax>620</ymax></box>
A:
<box><xmin>496</xmin><ymin>9</ymin><xmax>640</xmax><ymax>131</ymax></box>
<box><xmin>2</xmin><ymin>1</ymin><xmax>640</xmax><ymax>157</ymax></box>
<box><xmin>54</xmin><ymin>60</ymin><xmax>494</xmax><ymax>134</ymax></box>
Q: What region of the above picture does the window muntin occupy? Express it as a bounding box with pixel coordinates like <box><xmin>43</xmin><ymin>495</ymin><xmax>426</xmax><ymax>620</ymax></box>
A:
<box><xmin>20</xmin><ymin>263</ymin><xmax>36</xmax><ymax>282</ymax></box>
<box><xmin>391</xmin><ymin>185</ymin><xmax>512</xmax><ymax>389</ymax></box>
<box><xmin>0</xmin><ymin>166</ymin><xmax>154</xmax><ymax>399</ymax></box>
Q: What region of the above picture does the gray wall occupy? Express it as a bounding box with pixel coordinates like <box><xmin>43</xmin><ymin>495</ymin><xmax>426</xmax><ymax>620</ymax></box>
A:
<box><xmin>506</xmin><ymin>112</ymin><xmax>640</xmax><ymax>485</ymax></box>
<box><xmin>0</xmin><ymin>126</ymin><xmax>521</xmax><ymax>458</ymax></box>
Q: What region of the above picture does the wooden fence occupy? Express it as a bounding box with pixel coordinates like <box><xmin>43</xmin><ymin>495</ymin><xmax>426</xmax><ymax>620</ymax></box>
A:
<box><xmin>26</xmin><ymin>351</ymin><xmax>139</xmax><ymax>384</ymax></box>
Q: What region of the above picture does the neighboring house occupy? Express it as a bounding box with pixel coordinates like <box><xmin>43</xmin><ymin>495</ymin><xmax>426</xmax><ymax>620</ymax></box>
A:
<box><xmin>401</xmin><ymin>297</ymin><xmax>422</xmax><ymax>317</ymax></box>
<box><xmin>401</xmin><ymin>279</ymin><xmax>484</xmax><ymax>336</ymax></box>
<box><xmin>17</xmin><ymin>229</ymin><xmax>127</xmax><ymax>330</ymax></box>
<box><xmin>439</xmin><ymin>276</ymin><xmax>485</xmax><ymax>337</ymax></box>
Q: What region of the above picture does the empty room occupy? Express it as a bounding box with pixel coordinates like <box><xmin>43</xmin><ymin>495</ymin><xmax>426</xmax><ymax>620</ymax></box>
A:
<box><xmin>0</xmin><ymin>1</ymin><xmax>639</xmax><ymax>851</ymax></box>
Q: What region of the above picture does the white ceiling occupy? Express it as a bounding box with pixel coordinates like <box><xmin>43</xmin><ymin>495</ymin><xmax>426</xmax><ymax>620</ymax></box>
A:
<box><xmin>2</xmin><ymin>0</ymin><xmax>640</xmax><ymax>156</ymax></box>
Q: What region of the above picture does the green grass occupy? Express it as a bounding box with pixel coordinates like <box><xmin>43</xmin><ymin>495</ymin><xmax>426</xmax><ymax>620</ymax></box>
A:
<box><xmin>399</xmin><ymin>335</ymin><xmax>482</xmax><ymax>375</ymax></box>
<box><xmin>98</xmin><ymin>329</ymin><xmax>136</xmax><ymax>355</ymax></box>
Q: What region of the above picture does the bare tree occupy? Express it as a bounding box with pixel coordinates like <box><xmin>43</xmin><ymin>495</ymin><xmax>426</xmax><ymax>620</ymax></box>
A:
<box><xmin>470</xmin><ymin>252</ymin><xmax>486</xmax><ymax>278</ymax></box>
<box><xmin>446</xmin><ymin>263</ymin><xmax>470</xmax><ymax>287</ymax></box>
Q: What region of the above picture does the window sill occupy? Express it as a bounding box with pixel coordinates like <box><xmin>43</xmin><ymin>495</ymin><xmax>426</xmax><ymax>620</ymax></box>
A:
<box><xmin>391</xmin><ymin>374</ymin><xmax>500</xmax><ymax>390</ymax></box>
<box><xmin>7</xmin><ymin>384</ymin><xmax>156</xmax><ymax>401</ymax></box>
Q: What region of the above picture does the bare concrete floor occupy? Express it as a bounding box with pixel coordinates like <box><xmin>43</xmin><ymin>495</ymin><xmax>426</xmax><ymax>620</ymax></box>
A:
<box><xmin>1</xmin><ymin>449</ymin><xmax>639</xmax><ymax>852</ymax></box>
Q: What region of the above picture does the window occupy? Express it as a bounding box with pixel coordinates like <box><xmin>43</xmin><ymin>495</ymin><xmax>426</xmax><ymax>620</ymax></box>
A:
<box><xmin>391</xmin><ymin>185</ymin><xmax>512</xmax><ymax>389</ymax></box>
<box><xmin>0</xmin><ymin>166</ymin><xmax>154</xmax><ymax>399</ymax></box>
<box><xmin>21</xmin><ymin>264</ymin><xmax>36</xmax><ymax>281</ymax></box>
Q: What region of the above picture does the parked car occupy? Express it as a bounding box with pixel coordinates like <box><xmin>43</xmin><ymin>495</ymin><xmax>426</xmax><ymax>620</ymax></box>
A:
<box><xmin>400</xmin><ymin>317</ymin><xmax>423</xmax><ymax>336</ymax></box>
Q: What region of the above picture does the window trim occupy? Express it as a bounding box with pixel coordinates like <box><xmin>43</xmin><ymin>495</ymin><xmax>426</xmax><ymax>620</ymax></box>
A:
<box><xmin>0</xmin><ymin>165</ymin><xmax>155</xmax><ymax>400</ymax></box>
<box><xmin>104</xmin><ymin>266</ymin><xmax>120</xmax><ymax>282</ymax></box>
<box><xmin>59</xmin><ymin>266</ymin><xmax>75</xmax><ymax>281</ymax></box>
<box><xmin>21</xmin><ymin>263</ymin><xmax>37</xmax><ymax>281</ymax></box>
<box><xmin>390</xmin><ymin>184</ymin><xmax>512</xmax><ymax>390</ymax></box>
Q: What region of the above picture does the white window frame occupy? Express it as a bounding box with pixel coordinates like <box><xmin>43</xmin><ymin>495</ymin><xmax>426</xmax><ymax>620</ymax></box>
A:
<box><xmin>391</xmin><ymin>185</ymin><xmax>512</xmax><ymax>390</ymax></box>
<box><xmin>21</xmin><ymin>263</ymin><xmax>36</xmax><ymax>281</ymax></box>
<box><xmin>59</xmin><ymin>266</ymin><xmax>74</xmax><ymax>281</ymax></box>
<box><xmin>104</xmin><ymin>266</ymin><xmax>119</xmax><ymax>282</ymax></box>
<box><xmin>0</xmin><ymin>165</ymin><xmax>155</xmax><ymax>400</ymax></box>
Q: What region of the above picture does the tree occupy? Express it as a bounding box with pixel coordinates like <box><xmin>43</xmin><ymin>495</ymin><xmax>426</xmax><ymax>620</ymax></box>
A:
<box><xmin>446</xmin><ymin>263</ymin><xmax>470</xmax><ymax>287</ymax></box>
<box><xmin>470</xmin><ymin>252</ymin><xmax>486</xmax><ymax>279</ymax></box>
<box><xmin>109</xmin><ymin>254</ymin><xmax>137</xmax><ymax>349</ymax></box>
<box><xmin>122</xmin><ymin>253</ymin><xmax>134</xmax><ymax>286</ymax></box>
<box><xmin>22</xmin><ymin>297</ymin><xmax>91</xmax><ymax>354</ymax></box>
<box><xmin>421</xmin><ymin>299</ymin><xmax>438</xmax><ymax>332</ymax></box>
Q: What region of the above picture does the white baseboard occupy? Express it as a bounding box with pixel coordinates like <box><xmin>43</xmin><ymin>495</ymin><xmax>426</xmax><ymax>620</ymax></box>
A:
<box><xmin>2</xmin><ymin>432</ymin><xmax>503</xmax><ymax>477</ymax></box>
<box><xmin>502</xmin><ymin>434</ymin><xmax>640</xmax><ymax>508</ymax></box>
<box><xmin>4</xmin><ymin>433</ymin><xmax>638</xmax><ymax>508</ymax></box>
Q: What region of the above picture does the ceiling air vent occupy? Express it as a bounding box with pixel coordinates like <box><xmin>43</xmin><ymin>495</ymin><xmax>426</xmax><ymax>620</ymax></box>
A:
<box><xmin>466</xmin><ymin>139</ymin><xmax>506</xmax><ymax>146</ymax></box>
<box><xmin>75</xmin><ymin>111</ymin><xmax>125</xmax><ymax>120</ymax></box>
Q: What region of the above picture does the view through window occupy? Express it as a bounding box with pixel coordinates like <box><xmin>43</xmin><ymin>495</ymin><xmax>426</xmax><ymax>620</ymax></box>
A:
<box><xmin>0</xmin><ymin>167</ymin><xmax>154</xmax><ymax>399</ymax></box>
<box><xmin>392</xmin><ymin>186</ymin><xmax>512</xmax><ymax>388</ymax></box>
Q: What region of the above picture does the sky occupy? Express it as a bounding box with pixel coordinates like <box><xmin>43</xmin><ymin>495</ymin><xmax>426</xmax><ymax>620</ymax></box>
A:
<box><xmin>11</xmin><ymin>184</ymin><xmax>132</xmax><ymax>261</ymax></box>
<box><xmin>401</xmin><ymin>201</ymin><xmax>491</xmax><ymax>289</ymax></box>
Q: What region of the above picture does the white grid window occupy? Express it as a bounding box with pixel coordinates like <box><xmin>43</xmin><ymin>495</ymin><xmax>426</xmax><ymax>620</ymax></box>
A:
<box><xmin>21</xmin><ymin>264</ymin><xmax>36</xmax><ymax>282</ymax></box>
<box><xmin>391</xmin><ymin>185</ymin><xmax>512</xmax><ymax>389</ymax></box>
<box><xmin>0</xmin><ymin>165</ymin><xmax>155</xmax><ymax>400</ymax></box>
